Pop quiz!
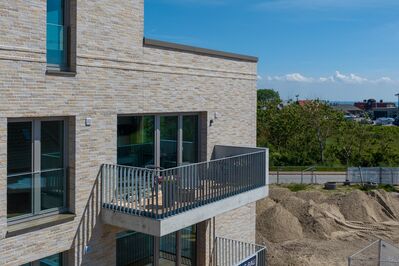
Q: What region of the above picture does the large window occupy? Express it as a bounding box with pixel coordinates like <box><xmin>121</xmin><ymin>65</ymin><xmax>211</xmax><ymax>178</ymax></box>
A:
<box><xmin>20</xmin><ymin>252</ymin><xmax>65</xmax><ymax>266</ymax></box>
<box><xmin>117</xmin><ymin>226</ymin><xmax>197</xmax><ymax>266</ymax></box>
<box><xmin>117</xmin><ymin>114</ymin><xmax>200</xmax><ymax>169</ymax></box>
<box><xmin>117</xmin><ymin>116</ymin><xmax>155</xmax><ymax>168</ymax></box>
<box><xmin>7</xmin><ymin>119</ymin><xmax>67</xmax><ymax>221</ymax></box>
<box><xmin>160</xmin><ymin>116</ymin><xmax>178</xmax><ymax>169</ymax></box>
<box><xmin>47</xmin><ymin>0</ymin><xmax>69</xmax><ymax>69</ymax></box>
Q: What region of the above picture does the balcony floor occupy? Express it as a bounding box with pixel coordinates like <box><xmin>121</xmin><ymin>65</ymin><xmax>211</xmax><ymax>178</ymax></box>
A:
<box><xmin>102</xmin><ymin>186</ymin><xmax>267</xmax><ymax>237</ymax></box>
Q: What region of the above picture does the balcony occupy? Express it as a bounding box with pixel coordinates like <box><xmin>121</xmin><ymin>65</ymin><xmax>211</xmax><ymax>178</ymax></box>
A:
<box><xmin>213</xmin><ymin>237</ymin><xmax>267</xmax><ymax>266</ymax></box>
<box><xmin>101</xmin><ymin>145</ymin><xmax>268</xmax><ymax>237</ymax></box>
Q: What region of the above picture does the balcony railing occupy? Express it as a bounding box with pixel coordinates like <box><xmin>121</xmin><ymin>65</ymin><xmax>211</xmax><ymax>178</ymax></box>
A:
<box><xmin>101</xmin><ymin>147</ymin><xmax>267</xmax><ymax>220</ymax></box>
<box><xmin>213</xmin><ymin>237</ymin><xmax>267</xmax><ymax>266</ymax></box>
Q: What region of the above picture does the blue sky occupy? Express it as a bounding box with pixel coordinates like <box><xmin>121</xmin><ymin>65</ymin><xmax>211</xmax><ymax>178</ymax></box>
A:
<box><xmin>145</xmin><ymin>0</ymin><xmax>399</xmax><ymax>102</ymax></box>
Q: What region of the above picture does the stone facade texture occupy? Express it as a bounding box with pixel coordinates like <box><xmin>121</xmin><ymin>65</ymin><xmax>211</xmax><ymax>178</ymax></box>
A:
<box><xmin>0</xmin><ymin>0</ymin><xmax>259</xmax><ymax>265</ymax></box>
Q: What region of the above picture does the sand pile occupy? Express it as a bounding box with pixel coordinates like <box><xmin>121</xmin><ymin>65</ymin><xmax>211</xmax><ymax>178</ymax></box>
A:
<box><xmin>335</xmin><ymin>190</ymin><xmax>389</xmax><ymax>223</ymax></box>
<box><xmin>257</xmin><ymin>203</ymin><xmax>303</xmax><ymax>242</ymax></box>
<box><xmin>257</xmin><ymin>187</ymin><xmax>399</xmax><ymax>265</ymax></box>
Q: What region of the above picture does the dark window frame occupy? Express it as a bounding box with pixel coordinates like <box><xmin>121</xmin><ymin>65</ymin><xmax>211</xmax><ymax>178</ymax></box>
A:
<box><xmin>7</xmin><ymin>117</ymin><xmax>69</xmax><ymax>224</ymax></box>
<box><xmin>21</xmin><ymin>251</ymin><xmax>68</xmax><ymax>266</ymax></box>
<box><xmin>46</xmin><ymin>0</ymin><xmax>73</xmax><ymax>72</ymax></box>
<box><xmin>117</xmin><ymin>113</ymin><xmax>201</xmax><ymax>169</ymax></box>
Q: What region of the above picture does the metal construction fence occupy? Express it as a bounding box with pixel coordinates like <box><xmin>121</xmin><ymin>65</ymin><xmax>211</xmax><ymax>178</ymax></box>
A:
<box><xmin>348</xmin><ymin>239</ymin><xmax>399</xmax><ymax>266</ymax></box>
<box><xmin>213</xmin><ymin>237</ymin><xmax>267</xmax><ymax>266</ymax></box>
<box><xmin>270</xmin><ymin>166</ymin><xmax>347</xmax><ymax>184</ymax></box>
<box><xmin>348</xmin><ymin>167</ymin><xmax>399</xmax><ymax>185</ymax></box>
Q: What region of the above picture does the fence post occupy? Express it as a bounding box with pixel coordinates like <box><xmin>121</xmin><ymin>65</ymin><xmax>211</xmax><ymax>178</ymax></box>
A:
<box><xmin>277</xmin><ymin>167</ymin><xmax>280</xmax><ymax>185</ymax></box>
<box><xmin>311</xmin><ymin>168</ymin><xmax>314</xmax><ymax>184</ymax></box>
<box><xmin>378</xmin><ymin>239</ymin><xmax>382</xmax><ymax>266</ymax></box>
<box><xmin>392</xmin><ymin>169</ymin><xmax>395</xmax><ymax>186</ymax></box>
<box><xmin>379</xmin><ymin>167</ymin><xmax>383</xmax><ymax>185</ymax></box>
<box><xmin>301</xmin><ymin>171</ymin><xmax>304</xmax><ymax>184</ymax></box>
<box><xmin>359</xmin><ymin>167</ymin><xmax>364</xmax><ymax>185</ymax></box>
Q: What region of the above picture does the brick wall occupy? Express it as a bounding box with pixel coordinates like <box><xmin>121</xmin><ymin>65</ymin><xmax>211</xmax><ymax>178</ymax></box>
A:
<box><xmin>0</xmin><ymin>0</ymin><xmax>258</xmax><ymax>265</ymax></box>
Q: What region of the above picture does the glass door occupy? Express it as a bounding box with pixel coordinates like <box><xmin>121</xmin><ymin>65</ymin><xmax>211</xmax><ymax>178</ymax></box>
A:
<box><xmin>116</xmin><ymin>231</ymin><xmax>154</xmax><ymax>266</ymax></box>
<box><xmin>117</xmin><ymin>116</ymin><xmax>155</xmax><ymax>168</ymax></box>
<box><xmin>159</xmin><ymin>232</ymin><xmax>177</xmax><ymax>265</ymax></box>
<box><xmin>117</xmin><ymin>114</ymin><xmax>198</xmax><ymax>169</ymax></box>
<box><xmin>159</xmin><ymin>116</ymin><xmax>178</xmax><ymax>169</ymax></box>
<box><xmin>116</xmin><ymin>114</ymin><xmax>199</xmax><ymax>266</ymax></box>
<box><xmin>182</xmin><ymin>116</ymin><xmax>199</xmax><ymax>165</ymax></box>
<box><xmin>181</xmin><ymin>225</ymin><xmax>197</xmax><ymax>265</ymax></box>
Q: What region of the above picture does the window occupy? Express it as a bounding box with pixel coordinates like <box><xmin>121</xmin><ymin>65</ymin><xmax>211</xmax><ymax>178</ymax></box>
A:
<box><xmin>20</xmin><ymin>252</ymin><xmax>65</xmax><ymax>266</ymax></box>
<box><xmin>7</xmin><ymin>119</ymin><xmax>68</xmax><ymax>221</ymax></box>
<box><xmin>117</xmin><ymin>114</ymin><xmax>200</xmax><ymax>169</ymax></box>
<box><xmin>47</xmin><ymin>0</ymin><xmax>69</xmax><ymax>69</ymax></box>
<box><xmin>116</xmin><ymin>226</ymin><xmax>197</xmax><ymax>266</ymax></box>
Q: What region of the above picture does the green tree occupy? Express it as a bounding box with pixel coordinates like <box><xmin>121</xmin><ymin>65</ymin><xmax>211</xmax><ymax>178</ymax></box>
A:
<box><xmin>300</xmin><ymin>100</ymin><xmax>343</xmax><ymax>163</ymax></box>
<box><xmin>257</xmin><ymin>89</ymin><xmax>281</xmax><ymax>109</ymax></box>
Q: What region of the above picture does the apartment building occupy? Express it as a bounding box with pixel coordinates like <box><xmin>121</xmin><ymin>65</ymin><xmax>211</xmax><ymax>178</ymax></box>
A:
<box><xmin>0</xmin><ymin>0</ymin><xmax>268</xmax><ymax>265</ymax></box>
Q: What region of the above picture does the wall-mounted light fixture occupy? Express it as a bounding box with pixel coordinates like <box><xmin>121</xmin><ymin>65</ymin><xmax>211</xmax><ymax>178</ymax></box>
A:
<box><xmin>85</xmin><ymin>117</ymin><xmax>92</xmax><ymax>127</ymax></box>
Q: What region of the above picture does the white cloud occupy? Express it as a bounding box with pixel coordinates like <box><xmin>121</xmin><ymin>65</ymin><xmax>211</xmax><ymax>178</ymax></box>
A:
<box><xmin>375</xmin><ymin>77</ymin><xmax>393</xmax><ymax>83</ymax></box>
<box><xmin>257</xmin><ymin>75</ymin><xmax>263</xmax><ymax>80</ymax></box>
<box><xmin>267</xmin><ymin>73</ymin><xmax>314</xmax><ymax>82</ymax></box>
<box><xmin>266</xmin><ymin>71</ymin><xmax>397</xmax><ymax>84</ymax></box>
<box><xmin>266</xmin><ymin>71</ymin><xmax>396</xmax><ymax>85</ymax></box>
<box><xmin>333</xmin><ymin>71</ymin><xmax>368</xmax><ymax>84</ymax></box>
<box><xmin>285</xmin><ymin>73</ymin><xmax>314</xmax><ymax>82</ymax></box>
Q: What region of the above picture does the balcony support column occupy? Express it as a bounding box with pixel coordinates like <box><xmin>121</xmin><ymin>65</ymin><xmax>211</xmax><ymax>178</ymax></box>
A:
<box><xmin>154</xmin><ymin>236</ymin><xmax>160</xmax><ymax>266</ymax></box>
<box><xmin>176</xmin><ymin>231</ymin><xmax>182</xmax><ymax>266</ymax></box>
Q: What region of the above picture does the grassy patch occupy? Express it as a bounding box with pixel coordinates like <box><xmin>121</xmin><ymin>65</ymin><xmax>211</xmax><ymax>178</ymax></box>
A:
<box><xmin>284</xmin><ymin>184</ymin><xmax>311</xmax><ymax>192</ymax></box>
<box><xmin>378</xmin><ymin>184</ymin><xmax>399</xmax><ymax>193</ymax></box>
<box><xmin>269</xmin><ymin>166</ymin><xmax>346</xmax><ymax>172</ymax></box>
<box><xmin>351</xmin><ymin>183</ymin><xmax>399</xmax><ymax>193</ymax></box>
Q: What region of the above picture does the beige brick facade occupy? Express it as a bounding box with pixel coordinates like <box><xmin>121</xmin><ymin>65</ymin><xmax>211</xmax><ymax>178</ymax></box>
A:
<box><xmin>0</xmin><ymin>0</ymin><xmax>259</xmax><ymax>265</ymax></box>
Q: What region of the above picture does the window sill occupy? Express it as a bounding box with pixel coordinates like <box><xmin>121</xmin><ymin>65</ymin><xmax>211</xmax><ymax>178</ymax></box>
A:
<box><xmin>6</xmin><ymin>213</ymin><xmax>75</xmax><ymax>238</ymax></box>
<box><xmin>46</xmin><ymin>69</ymin><xmax>77</xmax><ymax>77</ymax></box>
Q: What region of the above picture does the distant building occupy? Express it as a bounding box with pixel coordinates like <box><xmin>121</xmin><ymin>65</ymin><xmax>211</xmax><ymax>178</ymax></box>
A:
<box><xmin>331</xmin><ymin>104</ymin><xmax>364</xmax><ymax>116</ymax></box>
<box><xmin>297</xmin><ymin>100</ymin><xmax>313</xmax><ymax>107</ymax></box>
<box><xmin>373</xmin><ymin>107</ymin><xmax>398</xmax><ymax>119</ymax></box>
<box><xmin>355</xmin><ymin>99</ymin><xmax>397</xmax><ymax>119</ymax></box>
<box><xmin>355</xmin><ymin>99</ymin><xmax>396</xmax><ymax>111</ymax></box>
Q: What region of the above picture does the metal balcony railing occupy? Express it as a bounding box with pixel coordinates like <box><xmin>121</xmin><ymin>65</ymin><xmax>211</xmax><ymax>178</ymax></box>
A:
<box><xmin>213</xmin><ymin>237</ymin><xmax>267</xmax><ymax>266</ymax></box>
<box><xmin>101</xmin><ymin>147</ymin><xmax>267</xmax><ymax>220</ymax></box>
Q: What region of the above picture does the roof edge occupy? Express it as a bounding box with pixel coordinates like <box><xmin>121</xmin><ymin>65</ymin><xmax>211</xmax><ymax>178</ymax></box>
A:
<box><xmin>143</xmin><ymin>38</ymin><xmax>258</xmax><ymax>63</ymax></box>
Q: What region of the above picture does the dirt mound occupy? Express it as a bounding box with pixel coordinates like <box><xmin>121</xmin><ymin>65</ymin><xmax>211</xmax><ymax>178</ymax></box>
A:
<box><xmin>337</xmin><ymin>190</ymin><xmax>391</xmax><ymax>223</ymax></box>
<box><xmin>257</xmin><ymin>197</ymin><xmax>276</xmax><ymax>214</ymax></box>
<box><xmin>296</xmin><ymin>190</ymin><xmax>328</xmax><ymax>203</ymax></box>
<box><xmin>257</xmin><ymin>204</ymin><xmax>303</xmax><ymax>243</ymax></box>
<box><xmin>257</xmin><ymin>187</ymin><xmax>399</xmax><ymax>265</ymax></box>
<box><xmin>269</xmin><ymin>187</ymin><xmax>292</xmax><ymax>202</ymax></box>
<box><xmin>276</xmin><ymin>195</ymin><xmax>343</xmax><ymax>239</ymax></box>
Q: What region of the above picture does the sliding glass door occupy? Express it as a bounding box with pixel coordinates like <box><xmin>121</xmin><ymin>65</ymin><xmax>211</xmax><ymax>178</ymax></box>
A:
<box><xmin>116</xmin><ymin>113</ymin><xmax>199</xmax><ymax>266</ymax></box>
<box><xmin>116</xmin><ymin>225</ymin><xmax>197</xmax><ymax>266</ymax></box>
<box><xmin>182</xmin><ymin>116</ymin><xmax>198</xmax><ymax>165</ymax></box>
<box><xmin>117</xmin><ymin>114</ymin><xmax>199</xmax><ymax>169</ymax></box>
<box><xmin>117</xmin><ymin>116</ymin><xmax>155</xmax><ymax>168</ymax></box>
<box><xmin>160</xmin><ymin>116</ymin><xmax>178</xmax><ymax>169</ymax></box>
